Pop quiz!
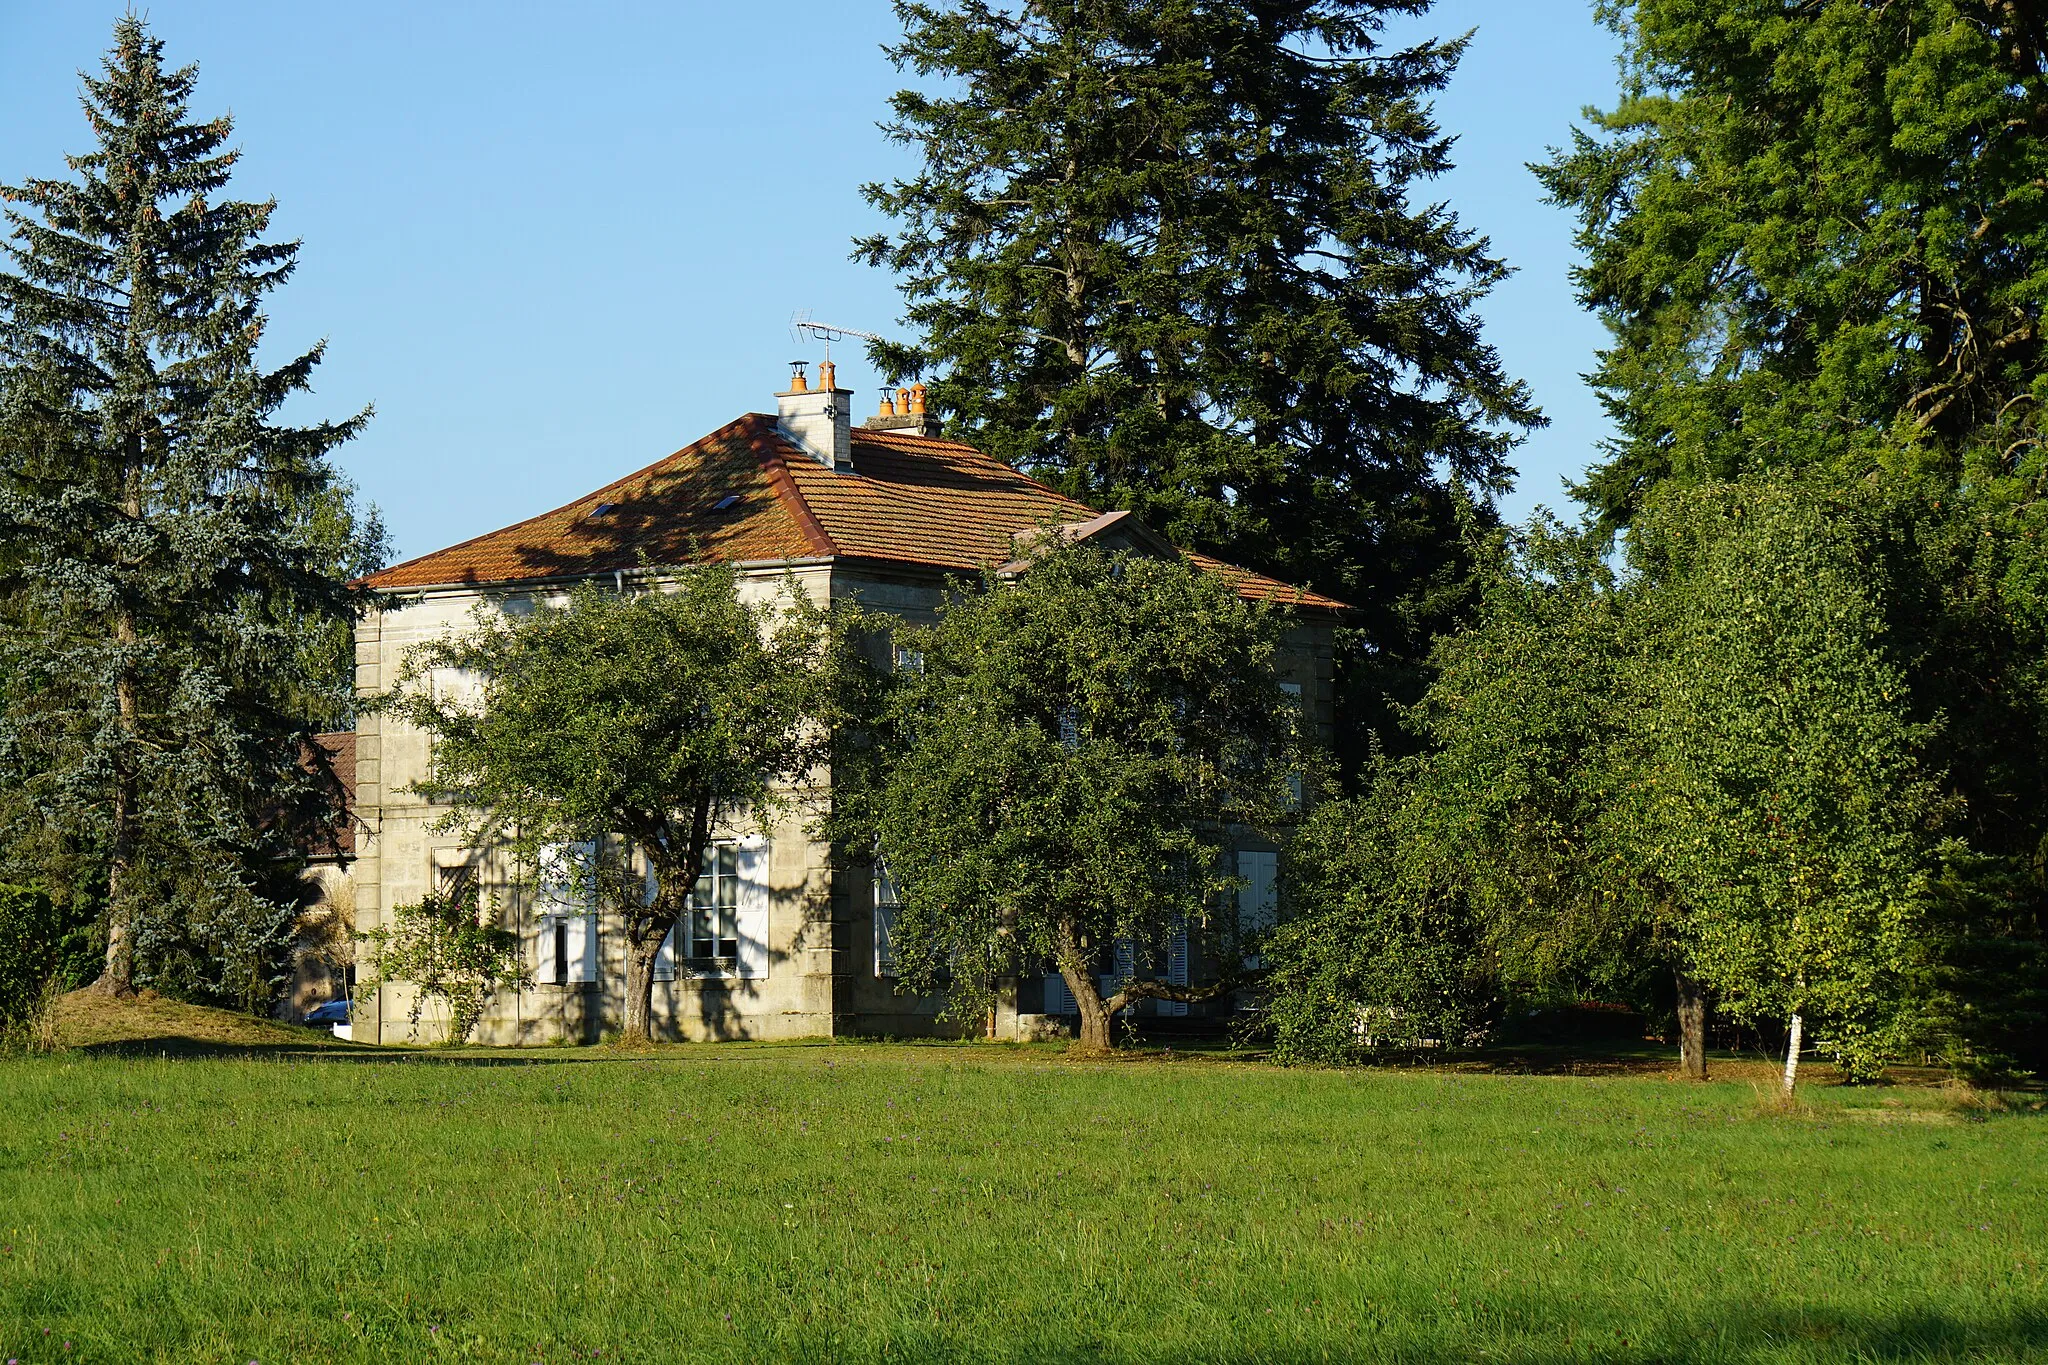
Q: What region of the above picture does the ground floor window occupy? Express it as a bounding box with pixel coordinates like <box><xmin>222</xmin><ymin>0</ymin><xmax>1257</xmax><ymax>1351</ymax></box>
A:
<box><xmin>536</xmin><ymin>841</ymin><xmax>598</xmax><ymax>985</ymax></box>
<box><xmin>873</xmin><ymin>857</ymin><xmax>901</xmax><ymax>978</ymax></box>
<box><xmin>685</xmin><ymin>841</ymin><xmax>741</xmax><ymax>961</ymax></box>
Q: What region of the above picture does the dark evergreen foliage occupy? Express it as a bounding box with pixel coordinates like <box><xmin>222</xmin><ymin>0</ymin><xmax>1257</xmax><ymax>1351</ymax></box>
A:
<box><xmin>1540</xmin><ymin>0</ymin><xmax>2048</xmax><ymax>526</ymax></box>
<box><xmin>858</xmin><ymin>0</ymin><xmax>1541</xmax><ymax>764</ymax></box>
<box><xmin>0</xmin><ymin>18</ymin><xmax>384</xmax><ymax>1006</ymax></box>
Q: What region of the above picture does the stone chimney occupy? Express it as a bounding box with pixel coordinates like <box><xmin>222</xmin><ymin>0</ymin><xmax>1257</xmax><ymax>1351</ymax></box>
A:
<box><xmin>862</xmin><ymin>382</ymin><xmax>942</xmax><ymax>439</ymax></box>
<box><xmin>776</xmin><ymin>360</ymin><xmax>853</xmax><ymax>470</ymax></box>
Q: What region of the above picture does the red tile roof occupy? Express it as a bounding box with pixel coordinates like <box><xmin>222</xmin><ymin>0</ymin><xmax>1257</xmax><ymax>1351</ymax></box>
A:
<box><xmin>362</xmin><ymin>413</ymin><xmax>1346</xmax><ymax>612</ymax></box>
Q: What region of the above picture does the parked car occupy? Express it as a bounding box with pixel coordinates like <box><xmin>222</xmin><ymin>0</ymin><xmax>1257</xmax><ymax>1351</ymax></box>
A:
<box><xmin>303</xmin><ymin>999</ymin><xmax>351</xmax><ymax>1027</ymax></box>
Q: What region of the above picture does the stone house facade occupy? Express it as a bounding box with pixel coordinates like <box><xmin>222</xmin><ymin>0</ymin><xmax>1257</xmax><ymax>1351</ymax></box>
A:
<box><xmin>347</xmin><ymin>371</ymin><xmax>1344</xmax><ymax>1045</ymax></box>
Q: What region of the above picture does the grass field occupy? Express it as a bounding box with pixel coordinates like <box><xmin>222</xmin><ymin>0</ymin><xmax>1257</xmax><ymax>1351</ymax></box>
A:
<box><xmin>0</xmin><ymin>1010</ymin><xmax>2043</xmax><ymax>1363</ymax></box>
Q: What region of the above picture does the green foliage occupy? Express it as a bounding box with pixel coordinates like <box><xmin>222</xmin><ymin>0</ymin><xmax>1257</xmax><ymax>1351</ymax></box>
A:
<box><xmin>842</xmin><ymin>540</ymin><xmax>1299</xmax><ymax>1044</ymax></box>
<box><xmin>1265</xmin><ymin>794</ymin><xmax>1493</xmax><ymax>1062</ymax></box>
<box><xmin>0</xmin><ymin>18</ymin><xmax>383</xmax><ymax>1000</ymax></box>
<box><xmin>1510</xmin><ymin>2</ymin><xmax>2048</xmax><ymax>1083</ymax></box>
<box><xmin>0</xmin><ymin>882</ymin><xmax>60</xmax><ymax>1029</ymax></box>
<box><xmin>1911</xmin><ymin>846</ymin><xmax>2048</xmax><ymax>1081</ymax></box>
<box><xmin>861</xmin><ymin>0</ymin><xmax>1541</xmax><ymax>762</ymax></box>
<box><xmin>1267</xmin><ymin>519</ymin><xmax>1660</xmax><ymax>1063</ymax></box>
<box><xmin>1631</xmin><ymin>481</ymin><xmax>1948</xmax><ymax>1079</ymax></box>
<box><xmin>374</xmin><ymin>567</ymin><xmax>861</xmax><ymax>1041</ymax></box>
<box><xmin>1270</xmin><ymin>477</ymin><xmax>2004</xmax><ymax>1079</ymax></box>
<box><xmin>1541</xmin><ymin>1</ymin><xmax>2048</xmax><ymax>525</ymax></box>
<box><xmin>354</xmin><ymin>881</ymin><xmax>526</xmax><ymax>1045</ymax></box>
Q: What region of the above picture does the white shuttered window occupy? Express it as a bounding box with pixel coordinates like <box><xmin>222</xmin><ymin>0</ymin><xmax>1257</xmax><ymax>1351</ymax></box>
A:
<box><xmin>679</xmin><ymin>837</ymin><xmax>770</xmax><ymax>979</ymax></box>
<box><xmin>536</xmin><ymin>841</ymin><xmax>599</xmax><ymax>985</ymax></box>
<box><xmin>735</xmin><ymin>838</ymin><xmax>769</xmax><ymax>980</ymax></box>
<box><xmin>1158</xmin><ymin>921</ymin><xmax>1190</xmax><ymax>1017</ymax></box>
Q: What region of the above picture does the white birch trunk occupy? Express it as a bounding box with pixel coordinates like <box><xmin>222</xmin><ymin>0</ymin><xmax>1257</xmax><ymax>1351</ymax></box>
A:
<box><xmin>1780</xmin><ymin>1011</ymin><xmax>1804</xmax><ymax>1098</ymax></box>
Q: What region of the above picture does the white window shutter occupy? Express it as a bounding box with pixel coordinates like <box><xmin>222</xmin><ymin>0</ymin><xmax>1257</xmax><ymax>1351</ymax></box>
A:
<box><xmin>1237</xmin><ymin>851</ymin><xmax>1278</xmax><ymax>931</ymax></box>
<box><xmin>872</xmin><ymin>857</ymin><xmax>900</xmax><ymax>978</ymax></box>
<box><xmin>535</xmin><ymin>916</ymin><xmax>560</xmax><ymax>985</ymax></box>
<box><xmin>536</xmin><ymin>842</ymin><xmax>567</xmax><ymax>912</ymax></box>
<box><xmin>563</xmin><ymin>912</ymin><xmax>592</xmax><ymax>984</ymax></box>
<box><xmin>734</xmin><ymin>837</ymin><xmax>770</xmax><ymax>979</ymax></box>
<box><xmin>653</xmin><ymin>923</ymin><xmax>676</xmax><ymax>982</ymax></box>
<box><xmin>874</xmin><ymin>900</ymin><xmax>897</xmax><ymax>979</ymax></box>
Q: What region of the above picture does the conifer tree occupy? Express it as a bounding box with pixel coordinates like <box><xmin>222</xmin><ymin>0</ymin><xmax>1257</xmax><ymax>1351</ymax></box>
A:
<box><xmin>0</xmin><ymin>18</ymin><xmax>382</xmax><ymax>1000</ymax></box>
<box><xmin>1540</xmin><ymin>1</ymin><xmax>2048</xmax><ymax>525</ymax></box>
<box><xmin>858</xmin><ymin>1</ymin><xmax>1540</xmax><ymax>755</ymax></box>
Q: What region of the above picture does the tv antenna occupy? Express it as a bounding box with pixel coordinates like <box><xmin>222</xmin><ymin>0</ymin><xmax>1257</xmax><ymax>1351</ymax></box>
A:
<box><xmin>789</xmin><ymin>310</ymin><xmax>893</xmax><ymax>364</ymax></box>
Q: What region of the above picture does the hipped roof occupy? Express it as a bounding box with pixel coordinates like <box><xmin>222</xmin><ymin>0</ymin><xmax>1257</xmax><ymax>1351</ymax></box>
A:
<box><xmin>361</xmin><ymin>414</ymin><xmax>1347</xmax><ymax>614</ymax></box>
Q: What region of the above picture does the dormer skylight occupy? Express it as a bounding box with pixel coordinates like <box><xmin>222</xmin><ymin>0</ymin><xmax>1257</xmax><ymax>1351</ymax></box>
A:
<box><xmin>712</xmin><ymin>494</ymin><xmax>742</xmax><ymax>512</ymax></box>
<box><xmin>588</xmin><ymin>502</ymin><xmax>616</xmax><ymax>519</ymax></box>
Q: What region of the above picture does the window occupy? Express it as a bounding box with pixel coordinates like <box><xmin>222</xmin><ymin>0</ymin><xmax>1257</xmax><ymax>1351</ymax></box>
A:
<box><xmin>1237</xmin><ymin>849</ymin><xmax>1278</xmax><ymax>971</ymax></box>
<box><xmin>436</xmin><ymin>861</ymin><xmax>475</xmax><ymax>902</ymax></box>
<box><xmin>893</xmin><ymin>644</ymin><xmax>925</xmax><ymax>674</ymax></box>
<box><xmin>426</xmin><ymin>669</ymin><xmax>483</xmax><ymax>787</ymax></box>
<box><xmin>1157</xmin><ymin>921</ymin><xmax>1190</xmax><ymax>1017</ymax></box>
<box><xmin>685</xmin><ymin>842</ymin><xmax>741</xmax><ymax>961</ymax></box>
<box><xmin>872</xmin><ymin>856</ymin><xmax>901</xmax><ymax>978</ymax></box>
<box><xmin>536</xmin><ymin>841</ymin><xmax>598</xmax><ymax>985</ymax></box>
<box><xmin>1281</xmin><ymin>682</ymin><xmax>1305</xmax><ymax>809</ymax></box>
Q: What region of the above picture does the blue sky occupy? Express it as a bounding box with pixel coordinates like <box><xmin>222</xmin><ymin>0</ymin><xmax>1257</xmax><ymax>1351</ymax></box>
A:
<box><xmin>2</xmin><ymin>2</ymin><xmax>1620</xmax><ymax>565</ymax></box>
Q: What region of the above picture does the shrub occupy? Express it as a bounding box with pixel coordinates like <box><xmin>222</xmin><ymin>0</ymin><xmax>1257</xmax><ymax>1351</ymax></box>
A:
<box><xmin>0</xmin><ymin>883</ymin><xmax>62</xmax><ymax>1029</ymax></box>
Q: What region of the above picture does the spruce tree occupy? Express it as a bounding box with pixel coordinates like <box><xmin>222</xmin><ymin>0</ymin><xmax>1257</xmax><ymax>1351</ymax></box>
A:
<box><xmin>858</xmin><ymin>1</ymin><xmax>1540</xmax><ymax>757</ymax></box>
<box><xmin>0</xmin><ymin>18</ymin><xmax>381</xmax><ymax>1001</ymax></box>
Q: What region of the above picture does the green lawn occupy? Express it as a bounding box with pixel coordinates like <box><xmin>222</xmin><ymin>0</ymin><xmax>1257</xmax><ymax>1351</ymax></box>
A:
<box><xmin>0</xmin><ymin>1042</ymin><xmax>2041</xmax><ymax>1363</ymax></box>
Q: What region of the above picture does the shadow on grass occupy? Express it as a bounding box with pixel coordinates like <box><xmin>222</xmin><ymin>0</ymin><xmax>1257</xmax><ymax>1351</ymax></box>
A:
<box><xmin>65</xmin><ymin>1035</ymin><xmax>854</xmax><ymax>1065</ymax></box>
<box><xmin>985</xmin><ymin>1303</ymin><xmax>2048</xmax><ymax>1364</ymax></box>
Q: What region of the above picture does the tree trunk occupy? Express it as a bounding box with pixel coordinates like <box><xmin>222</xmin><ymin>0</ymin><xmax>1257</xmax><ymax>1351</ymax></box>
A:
<box><xmin>1675</xmin><ymin>969</ymin><xmax>1708</xmax><ymax>1080</ymax></box>
<box><xmin>1071</xmin><ymin>972</ymin><xmax>1113</xmax><ymax>1053</ymax></box>
<box><xmin>1780</xmin><ymin>1011</ymin><xmax>1804</xmax><ymax>1098</ymax></box>
<box><xmin>94</xmin><ymin>607</ymin><xmax>142</xmax><ymax>997</ymax></box>
<box><xmin>1052</xmin><ymin>923</ymin><xmax>1113</xmax><ymax>1052</ymax></box>
<box><xmin>621</xmin><ymin>932</ymin><xmax>660</xmax><ymax>1046</ymax></box>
